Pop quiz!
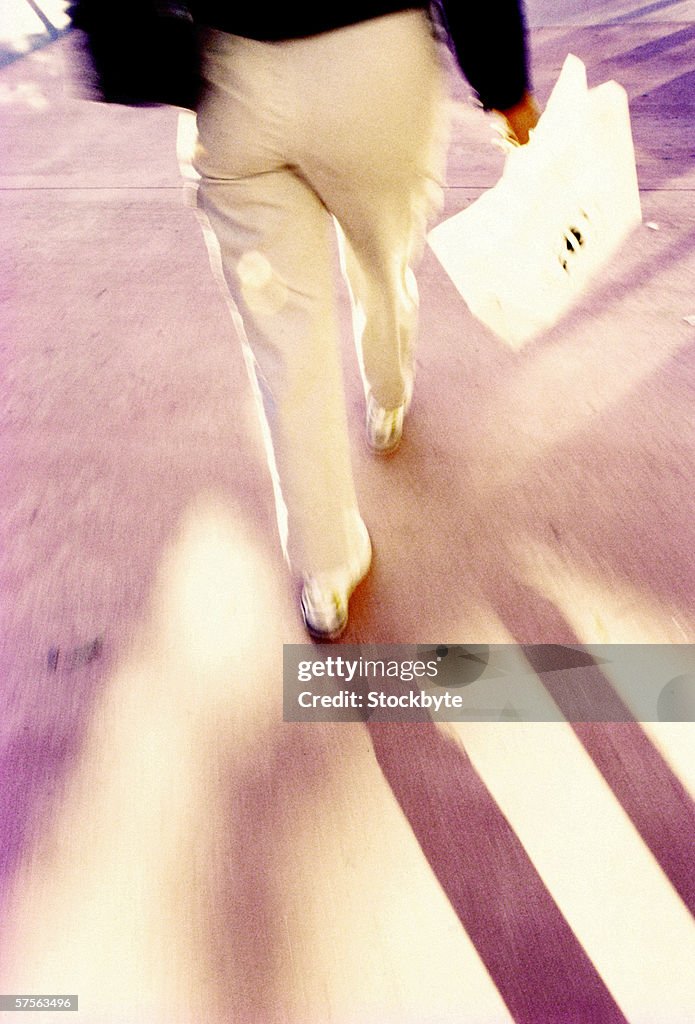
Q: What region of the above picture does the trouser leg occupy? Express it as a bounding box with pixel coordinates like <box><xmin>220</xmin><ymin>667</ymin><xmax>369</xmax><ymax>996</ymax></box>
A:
<box><xmin>197</xmin><ymin>172</ymin><xmax>361</xmax><ymax>577</ymax></box>
<box><xmin>194</xmin><ymin>54</ymin><xmax>362</xmax><ymax>577</ymax></box>
<box><xmin>336</xmin><ymin>221</ymin><xmax>422</xmax><ymax>410</ymax></box>
<box><xmin>299</xmin><ymin>11</ymin><xmax>449</xmax><ymax>411</ymax></box>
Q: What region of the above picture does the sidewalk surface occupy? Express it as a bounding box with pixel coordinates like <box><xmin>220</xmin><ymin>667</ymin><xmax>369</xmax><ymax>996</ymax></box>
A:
<box><xmin>1</xmin><ymin>3</ymin><xmax>695</xmax><ymax>1022</ymax></box>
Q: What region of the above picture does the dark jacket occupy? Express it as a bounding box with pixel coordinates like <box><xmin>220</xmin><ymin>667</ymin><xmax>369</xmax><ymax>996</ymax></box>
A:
<box><xmin>69</xmin><ymin>0</ymin><xmax>530</xmax><ymax>112</ymax></box>
<box><xmin>192</xmin><ymin>0</ymin><xmax>531</xmax><ymax>111</ymax></box>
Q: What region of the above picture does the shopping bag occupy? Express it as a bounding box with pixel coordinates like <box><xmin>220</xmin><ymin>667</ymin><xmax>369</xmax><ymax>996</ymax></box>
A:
<box><xmin>427</xmin><ymin>54</ymin><xmax>642</xmax><ymax>348</ymax></box>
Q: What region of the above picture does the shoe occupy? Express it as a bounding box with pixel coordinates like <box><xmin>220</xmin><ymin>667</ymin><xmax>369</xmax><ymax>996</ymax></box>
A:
<box><xmin>366</xmin><ymin>374</ymin><xmax>414</xmax><ymax>455</ymax></box>
<box><xmin>300</xmin><ymin>519</ymin><xmax>372</xmax><ymax>641</ymax></box>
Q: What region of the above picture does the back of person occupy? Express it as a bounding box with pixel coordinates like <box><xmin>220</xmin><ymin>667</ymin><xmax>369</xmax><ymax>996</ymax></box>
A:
<box><xmin>194</xmin><ymin>2</ymin><xmax>539</xmax><ymax>637</ymax></box>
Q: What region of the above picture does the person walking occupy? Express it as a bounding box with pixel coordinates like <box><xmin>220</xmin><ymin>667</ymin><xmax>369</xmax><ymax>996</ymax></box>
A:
<box><xmin>190</xmin><ymin>1</ymin><xmax>539</xmax><ymax>639</ymax></box>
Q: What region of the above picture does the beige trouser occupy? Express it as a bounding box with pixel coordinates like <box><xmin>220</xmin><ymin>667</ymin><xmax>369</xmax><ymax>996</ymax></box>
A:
<box><xmin>193</xmin><ymin>11</ymin><xmax>448</xmax><ymax>577</ymax></box>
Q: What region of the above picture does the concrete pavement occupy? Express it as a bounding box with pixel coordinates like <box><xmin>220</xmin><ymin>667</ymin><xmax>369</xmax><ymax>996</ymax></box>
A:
<box><xmin>1</xmin><ymin>3</ymin><xmax>694</xmax><ymax>1021</ymax></box>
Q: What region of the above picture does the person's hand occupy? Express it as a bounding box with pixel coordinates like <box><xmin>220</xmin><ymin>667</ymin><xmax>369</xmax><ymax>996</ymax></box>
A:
<box><xmin>494</xmin><ymin>90</ymin><xmax>541</xmax><ymax>145</ymax></box>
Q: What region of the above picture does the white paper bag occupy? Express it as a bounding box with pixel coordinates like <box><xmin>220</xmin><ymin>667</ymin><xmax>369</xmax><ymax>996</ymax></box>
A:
<box><xmin>427</xmin><ymin>55</ymin><xmax>642</xmax><ymax>348</ymax></box>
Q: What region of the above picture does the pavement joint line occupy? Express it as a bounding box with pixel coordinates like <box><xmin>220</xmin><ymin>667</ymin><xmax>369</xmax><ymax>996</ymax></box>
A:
<box><xmin>1</xmin><ymin>186</ymin><xmax>694</xmax><ymax>194</ymax></box>
<box><xmin>443</xmin><ymin>186</ymin><xmax>695</xmax><ymax>193</ymax></box>
<box><xmin>0</xmin><ymin>186</ymin><xmax>186</xmax><ymax>191</ymax></box>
